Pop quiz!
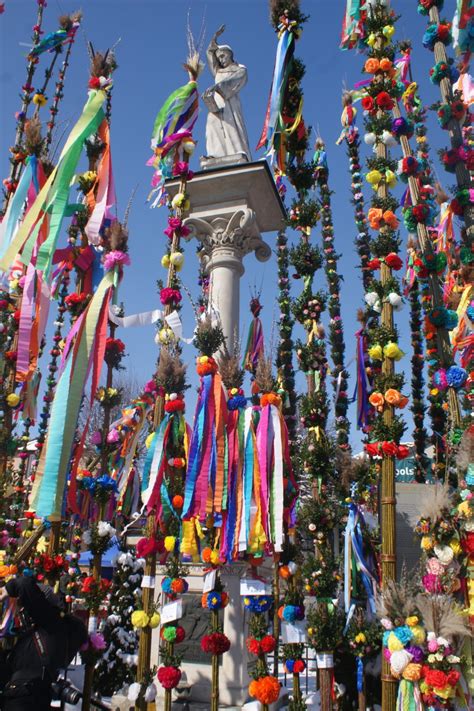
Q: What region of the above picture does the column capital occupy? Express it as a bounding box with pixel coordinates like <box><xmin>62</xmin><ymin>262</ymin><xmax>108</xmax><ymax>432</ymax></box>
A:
<box><xmin>183</xmin><ymin>208</ymin><xmax>271</xmax><ymax>274</ymax></box>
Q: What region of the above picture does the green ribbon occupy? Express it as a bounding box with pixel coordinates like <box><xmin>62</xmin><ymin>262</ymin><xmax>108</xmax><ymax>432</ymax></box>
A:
<box><xmin>0</xmin><ymin>90</ymin><xmax>106</xmax><ymax>275</ymax></box>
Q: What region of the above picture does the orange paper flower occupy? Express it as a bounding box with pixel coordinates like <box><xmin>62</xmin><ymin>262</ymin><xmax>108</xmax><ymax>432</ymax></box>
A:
<box><xmin>368</xmin><ymin>207</ymin><xmax>383</xmax><ymax>229</ymax></box>
<box><xmin>384</xmin><ymin>389</ymin><xmax>402</xmax><ymax>406</ymax></box>
<box><xmin>369</xmin><ymin>392</ymin><xmax>385</xmax><ymax>410</ymax></box>
<box><xmin>402</xmin><ymin>663</ymin><xmax>422</xmax><ymax>681</ymax></box>
<box><xmin>365</xmin><ymin>58</ymin><xmax>380</xmax><ymax>73</ymax></box>
<box><xmin>382</xmin><ymin>210</ymin><xmax>399</xmax><ymax>229</ymax></box>
<box><xmin>379</xmin><ymin>58</ymin><xmax>393</xmax><ymax>72</ymax></box>
<box><xmin>261</xmin><ymin>392</ymin><xmax>281</xmax><ymax>407</ymax></box>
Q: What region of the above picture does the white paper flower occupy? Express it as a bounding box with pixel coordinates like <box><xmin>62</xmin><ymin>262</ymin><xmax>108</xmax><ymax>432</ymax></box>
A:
<box><xmin>127</xmin><ymin>683</ymin><xmax>141</xmax><ymax>702</ymax></box>
<box><xmin>390</xmin><ymin>649</ymin><xmax>413</xmax><ymax>675</ymax></box>
<box><xmin>447</xmin><ymin>655</ymin><xmax>460</xmax><ymax>664</ymax></box>
<box><xmin>388</xmin><ymin>293</ymin><xmax>403</xmax><ymax>311</ymax></box>
<box><xmin>434</xmin><ymin>544</ymin><xmax>454</xmax><ymax>566</ymax></box>
<box><xmin>436</xmin><ymin>636</ymin><xmax>450</xmax><ymax>648</ymax></box>
<box><xmin>365</xmin><ymin>291</ymin><xmax>379</xmax><ymax>307</ymax></box>
<box><xmin>382</xmin><ymin>130</ymin><xmax>397</xmax><ymax>146</ymax></box>
<box><xmin>465</xmin><ymin>519</ymin><xmax>474</xmax><ymax>532</ymax></box>
<box><xmin>364</xmin><ymin>132</ymin><xmax>376</xmax><ymax>145</ymax></box>
<box><xmin>373</xmin><ymin>299</ymin><xmax>382</xmax><ymax>313</ymax></box>
<box><xmin>144</xmin><ymin>684</ymin><xmax>157</xmax><ymax>702</ymax></box>
<box><xmin>288</xmin><ymin>561</ymin><xmax>298</xmax><ymax>575</ymax></box>
<box><xmin>97</xmin><ymin>521</ymin><xmax>116</xmax><ymax>538</ymax></box>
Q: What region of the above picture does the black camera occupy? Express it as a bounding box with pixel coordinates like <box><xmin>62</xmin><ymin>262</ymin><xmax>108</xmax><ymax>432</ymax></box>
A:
<box><xmin>51</xmin><ymin>678</ymin><xmax>82</xmax><ymax>705</ymax></box>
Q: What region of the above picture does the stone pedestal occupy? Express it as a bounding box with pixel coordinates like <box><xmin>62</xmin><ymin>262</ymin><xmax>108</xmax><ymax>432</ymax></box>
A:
<box><xmin>166</xmin><ymin>161</ymin><xmax>285</xmax><ymax>352</ymax></box>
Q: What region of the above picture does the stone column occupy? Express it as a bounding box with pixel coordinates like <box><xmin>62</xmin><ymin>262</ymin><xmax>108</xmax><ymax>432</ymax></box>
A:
<box><xmin>184</xmin><ymin>208</ymin><xmax>271</xmax><ymax>352</ymax></box>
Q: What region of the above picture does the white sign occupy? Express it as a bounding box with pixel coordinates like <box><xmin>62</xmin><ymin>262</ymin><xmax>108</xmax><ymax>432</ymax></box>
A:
<box><xmin>202</xmin><ymin>570</ymin><xmax>217</xmax><ymax>593</ymax></box>
<box><xmin>281</xmin><ymin>620</ymin><xmax>306</xmax><ymax>643</ymax></box>
<box><xmin>141</xmin><ymin>575</ymin><xmax>156</xmax><ymax>589</ymax></box>
<box><xmin>160</xmin><ymin>600</ymin><xmax>183</xmax><ymax>624</ymax></box>
<box><xmin>240</xmin><ymin>578</ymin><xmax>272</xmax><ymax>596</ymax></box>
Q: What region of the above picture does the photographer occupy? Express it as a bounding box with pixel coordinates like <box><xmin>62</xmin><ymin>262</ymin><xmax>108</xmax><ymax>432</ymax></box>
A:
<box><xmin>0</xmin><ymin>575</ymin><xmax>87</xmax><ymax>710</ymax></box>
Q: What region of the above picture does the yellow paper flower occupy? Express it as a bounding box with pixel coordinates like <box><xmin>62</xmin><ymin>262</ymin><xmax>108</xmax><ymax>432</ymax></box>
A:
<box><xmin>449</xmin><ymin>539</ymin><xmax>462</xmax><ymax>555</ymax></box>
<box><xmin>164</xmin><ymin>535</ymin><xmax>176</xmax><ymax>552</ymax></box>
<box><xmin>458</xmin><ymin>501</ymin><xmax>471</xmax><ymax>517</ymax></box>
<box><xmin>6</xmin><ymin>393</ymin><xmax>20</xmax><ymax>407</ymax></box>
<box><xmin>32</xmin><ymin>93</ymin><xmax>47</xmax><ymax>106</ymax></box>
<box><xmin>131</xmin><ymin>610</ymin><xmax>149</xmax><ymax>628</ymax></box>
<box><xmin>366</xmin><ymin>170</ymin><xmax>382</xmax><ymax>186</ymax></box>
<box><xmin>355</xmin><ymin>633</ymin><xmax>367</xmax><ymax>644</ymax></box>
<box><xmin>383</xmin><ymin>25</ymin><xmax>395</xmax><ymax>39</ymax></box>
<box><xmin>158</xmin><ymin>327</ymin><xmax>175</xmax><ymax>345</ymax></box>
<box><xmin>383</xmin><ymin>342</ymin><xmax>404</xmax><ymax>361</ymax></box>
<box><xmin>420</xmin><ymin>535</ymin><xmax>434</xmax><ymax>551</ymax></box>
<box><xmin>368</xmin><ymin>344</ymin><xmax>383</xmax><ymax>361</ymax></box>
<box><xmin>172</xmin><ymin>192</ymin><xmax>185</xmax><ymax>208</ymax></box>
<box><xmin>406</xmin><ymin>616</ymin><xmax>418</xmax><ymax>627</ymax></box>
<box><xmin>161</xmin><ymin>254</ymin><xmax>170</xmax><ymax>268</ymax></box>
<box><xmin>170</xmin><ymin>252</ymin><xmax>184</xmax><ymax>270</ymax></box>
<box><xmin>149</xmin><ymin>612</ymin><xmax>161</xmax><ymax>629</ymax></box>
<box><xmin>387</xmin><ymin>632</ymin><xmax>403</xmax><ymax>652</ymax></box>
<box><xmin>385</xmin><ymin>170</ymin><xmax>397</xmax><ymax>188</ymax></box>
<box><xmin>410</xmin><ymin>625</ymin><xmax>426</xmax><ymax>645</ymax></box>
<box><xmin>210</xmin><ymin>550</ymin><xmax>220</xmax><ymax>565</ymax></box>
<box><xmin>367</xmin><ymin>33</ymin><xmax>376</xmax><ymax>47</ymax></box>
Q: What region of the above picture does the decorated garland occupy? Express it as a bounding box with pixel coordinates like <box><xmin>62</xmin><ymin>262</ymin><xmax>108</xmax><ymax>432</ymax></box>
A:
<box><xmin>313</xmin><ymin>138</ymin><xmax>350</xmax><ymax>450</ymax></box>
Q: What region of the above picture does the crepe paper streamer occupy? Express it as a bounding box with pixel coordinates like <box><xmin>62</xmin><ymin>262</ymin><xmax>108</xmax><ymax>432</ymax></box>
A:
<box><xmin>242</xmin><ymin>314</ymin><xmax>264</xmax><ymax>373</ymax></box>
<box><xmin>256</xmin><ymin>25</ymin><xmax>295</xmax><ymax>153</ymax></box>
<box><xmin>30</xmin><ymin>271</ymin><xmax>114</xmax><ymax>518</ymax></box>
<box><xmin>85</xmin><ymin>119</ymin><xmax>116</xmax><ymax>245</ymax></box>
<box><xmin>255</xmin><ymin>401</ymin><xmax>296</xmax><ymax>554</ymax></box>
<box><xmin>340</xmin><ymin>0</ymin><xmax>367</xmax><ymax>51</ymax></box>
<box><xmin>343</xmin><ymin>503</ymin><xmax>378</xmax><ymax>616</ymax></box>
<box><xmin>182</xmin><ymin>371</ymin><xmax>228</xmax><ymax>522</ymax></box>
<box><xmin>0</xmin><ymin>90</ymin><xmax>106</xmax><ymax>276</ymax></box>
<box><xmin>453</xmin><ymin>71</ymin><xmax>474</xmax><ymax>104</ymax></box>
<box><xmin>452</xmin><ymin>1</ymin><xmax>474</xmax><ymax>55</ymax></box>
<box><xmin>0</xmin><ymin>157</ymin><xmax>37</xmax><ymax>261</ymax></box>
<box><xmin>110</xmin><ymin>398</ymin><xmax>156</xmax><ymax>497</ymax></box>
<box><xmin>15</xmin><ymin>266</ymin><xmax>51</xmax><ymax>383</ymax></box>
<box><xmin>354</xmin><ymin>329</ymin><xmax>370</xmax><ymax>429</ymax></box>
<box><xmin>396</xmin><ymin>680</ymin><xmax>424</xmax><ymax>711</ymax></box>
<box><xmin>29</xmin><ymin>22</ymin><xmax>79</xmax><ymax>57</ymax></box>
<box><xmin>19</xmin><ymin>369</ymin><xmax>41</xmax><ymax>422</ymax></box>
<box><xmin>147</xmin><ymin>75</ymin><xmax>199</xmax><ymax>205</ymax></box>
<box><xmin>450</xmin><ymin>285</ymin><xmax>474</xmax><ymax>368</ymax></box>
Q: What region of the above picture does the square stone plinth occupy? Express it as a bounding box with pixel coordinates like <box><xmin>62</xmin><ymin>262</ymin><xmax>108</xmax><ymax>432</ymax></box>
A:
<box><xmin>165</xmin><ymin>160</ymin><xmax>286</xmax><ymax>235</ymax></box>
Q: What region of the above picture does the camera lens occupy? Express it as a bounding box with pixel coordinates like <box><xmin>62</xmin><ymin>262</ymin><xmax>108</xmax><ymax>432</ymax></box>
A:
<box><xmin>63</xmin><ymin>686</ymin><xmax>81</xmax><ymax>705</ymax></box>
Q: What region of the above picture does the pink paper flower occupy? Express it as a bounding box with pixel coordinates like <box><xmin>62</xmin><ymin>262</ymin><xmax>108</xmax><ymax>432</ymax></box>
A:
<box><xmin>103</xmin><ymin>250</ymin><xmax>131</xmax><ymax>272</ymax></box>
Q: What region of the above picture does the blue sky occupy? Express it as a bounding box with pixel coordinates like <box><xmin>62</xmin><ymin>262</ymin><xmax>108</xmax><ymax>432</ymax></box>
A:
<box><xmin>0</xmin><ymin>1</ymin><xmax>457</xmax><ymax>449</ymax></box>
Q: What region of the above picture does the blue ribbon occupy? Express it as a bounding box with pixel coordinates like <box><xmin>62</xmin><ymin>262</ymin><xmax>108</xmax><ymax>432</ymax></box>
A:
<box><xmin>357</xmin><ymin>656</ymin><xmax>364</xmax><ymax>693</ymax></box>
<box><xmin>182</xmin><ymin>375</ymin><xmax>212</xmax><ymax>517</ymax></box>
<box><xmin>0</xmin><ymin>157</ymin><xmax>34</xmax><ymax>261</ymax></box>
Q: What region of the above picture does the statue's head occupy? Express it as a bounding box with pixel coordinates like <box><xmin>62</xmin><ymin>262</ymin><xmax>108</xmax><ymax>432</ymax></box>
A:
<box><xmin>216</xmin><ymin>45</ymin><xmax>234</xmax><ymax>68</ymax></box>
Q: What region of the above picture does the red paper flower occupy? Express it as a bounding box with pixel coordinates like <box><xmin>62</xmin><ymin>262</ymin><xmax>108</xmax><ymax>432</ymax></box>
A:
<box><xmin>396</xmin><ymin>445</ymin><xmax>410</xmax><ymax>459</ymax></box>
<box><xmin>175</xmin><ymin>625</ymin><xmax>186</xmax><ymax>644</ymax></box>
<box><xmin>88</xmin><ymin>77</ymin><xmax>101</xmax><ymax>90</ymax></box>
<box><xmin>136</xmin><ymin>537</ymin><xmax>159</xmax><ymax>558</ymax></box>
<box><xmin>365</xmin><ymin>442</ymin><xmax>381</xmax><ymax>457</ymax></box>
<box><xmin>164</xmin><ymin>398</ymin><xmax>185</xmax><ymax>413</ymax></box>
<box><xmin>361</xmin><ymin>96</ymin><xmax>374</xmax><ymax>112</ymax></box>
<box><xmin>246</xmin><ymin>638</ymin><xmax>261</xmax><ymax>655</ymax></box>
<box><xmin>160</xmin><ymin>288</ymin><xmax>182</xmax><ymax>306</ymax></box>
<box><xmin>424</xmin><ymin>668</ymin><xmax>448</xmax><ymax>689</ymax></box>
<box><xmin>367</xmin><ymin>258</ymin><xmax>381</xmax><ymax>270</ymax></box>
<box><xmin>461</xmin><ymin>531</ymin><xmax>474</xmax><ymax>555</ymax></box>
<box><xmin>105</xmin><ymin>338</ymin><xmax>125</xmax><ymax>353</ymax></box>
<box><xmin>381</xmin><ymin>441</ymin><xmax>397</xmax><ymax>456</ymax></box>
<box><xmin>201</xmin><ymin>632</ymin><xmax>231</xmax><ymax>655</ymax></box>
<box><xmin>260</xmin><ymin>635</ymin><xmax>276</xmax><ymax>653</ymax></box>
<box><xmin>375</xmin><ymin>92</ymin><xmax>394</xmax><ymax>110</ymax></box>
<box><xmin>446</xmin><ymin>670</ymin><xmax>460</xmax><ymax>687</ymax></box>
<box><xmin>384</xmin><ymin>253</ymin><xmax>403</xmax><ymax>270</ymax></box>
<box><xmin>157</xmin><ymin>666</ymin><xmax>182</xmax><ymax>690</ymax></box>
<box><xmin>293</xmin><ymin>659</ymin><xmax>306</xmax><ymax>673</ymax></box>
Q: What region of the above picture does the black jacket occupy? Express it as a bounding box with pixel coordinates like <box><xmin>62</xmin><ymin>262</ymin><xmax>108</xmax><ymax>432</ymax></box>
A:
<box><xmin>5</xmin><ymin>577</ymin><xmax>87</xmax><ymax>681</ymax></box>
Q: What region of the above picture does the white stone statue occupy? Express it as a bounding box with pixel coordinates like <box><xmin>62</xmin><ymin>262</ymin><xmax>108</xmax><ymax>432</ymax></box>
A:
<box><xmin>202</xmin><ymin>25</ymin><xmax>251</xmax><ymax>164</ymax></box>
